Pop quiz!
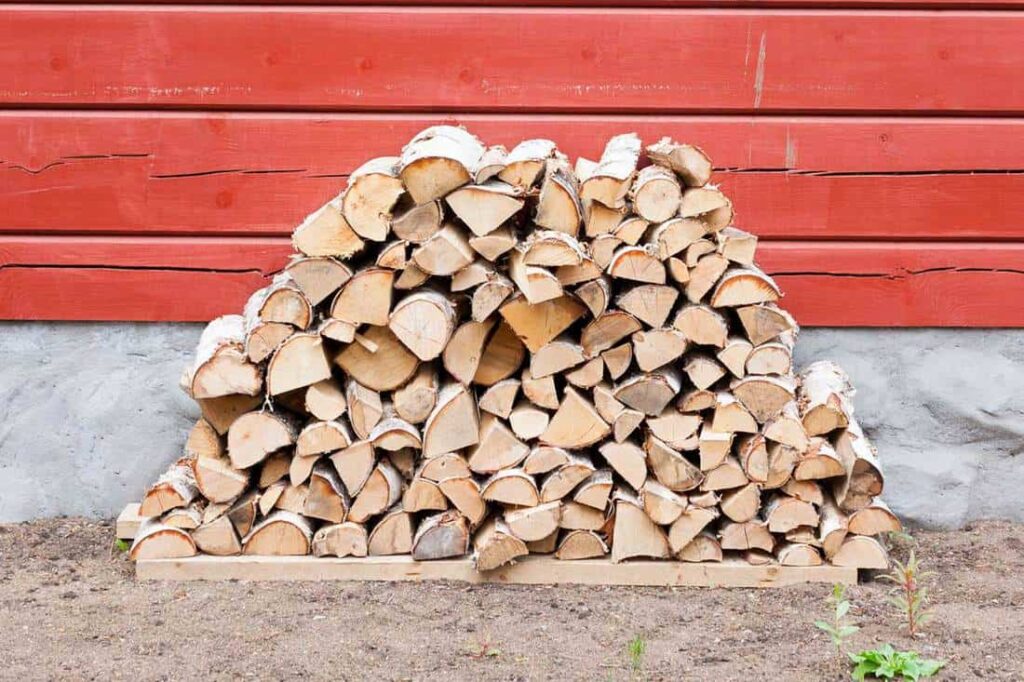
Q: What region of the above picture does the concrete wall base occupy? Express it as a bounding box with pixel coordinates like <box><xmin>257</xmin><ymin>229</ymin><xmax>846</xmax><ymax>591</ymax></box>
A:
<box><xmin>2</xmin><ymin>323</ymin><xmax>1021</xmax><ymax>528</ymax></box>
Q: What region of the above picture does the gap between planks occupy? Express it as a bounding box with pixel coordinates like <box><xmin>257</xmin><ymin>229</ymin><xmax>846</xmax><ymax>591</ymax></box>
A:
<box><xmin>119</xmin><ymin>505</ymin><xmax>857</xmax><ymax>587</ymax></box>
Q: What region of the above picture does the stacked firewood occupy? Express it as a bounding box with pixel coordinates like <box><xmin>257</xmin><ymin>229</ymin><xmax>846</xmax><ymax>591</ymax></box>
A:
<box><xmin>130</xmin><ymin>127</ymin><xmax>899</xmax><ymax>571</ymax></box>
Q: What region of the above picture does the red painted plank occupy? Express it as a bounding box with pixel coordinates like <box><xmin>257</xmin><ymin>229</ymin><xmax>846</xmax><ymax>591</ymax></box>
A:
<box><xmin>4</xmin><ymin>112</ymin><xmax>1024</xmax><ymax>240</ymax></box>
<box><xmin>2</xmin><ymin>236</ymin><xmax>1021</xmax><ymax>326</ymax></box>
<box><xmin>11</xmin><ymin>0</ymin><xmax>1024</xmax><ymax>7</ymax></box>
<box><xmin>3</xmin><ymin>8</ymin><xmax>1024</xmax><ymax>113</ymax></box>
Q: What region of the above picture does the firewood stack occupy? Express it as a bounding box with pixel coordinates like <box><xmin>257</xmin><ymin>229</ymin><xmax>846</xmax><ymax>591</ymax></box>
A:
<box><xmin>130</xmin><ymin>126</ymin><xmax>898</xmax><ymax>572</ymax></box>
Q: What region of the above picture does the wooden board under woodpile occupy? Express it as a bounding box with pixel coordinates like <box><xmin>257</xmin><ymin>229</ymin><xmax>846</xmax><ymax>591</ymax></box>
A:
<box><xmin>129</xmin><ymin>126</ymin><xmax>897</xmax><ymax>576</ymax></box>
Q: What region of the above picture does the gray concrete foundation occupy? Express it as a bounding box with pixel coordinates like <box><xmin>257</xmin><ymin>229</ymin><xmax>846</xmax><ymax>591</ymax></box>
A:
<box><xmin>1</xmin><ymin>322</ymin><xmax>1021</xmax><ymax>528</ymax></box>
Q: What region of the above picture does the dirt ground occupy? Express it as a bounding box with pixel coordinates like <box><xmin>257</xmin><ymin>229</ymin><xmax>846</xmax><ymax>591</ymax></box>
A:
<box><xmin>0</xmin><ymin>519</ymin><xmax>1021</xmax><ymax>681</ymax></box>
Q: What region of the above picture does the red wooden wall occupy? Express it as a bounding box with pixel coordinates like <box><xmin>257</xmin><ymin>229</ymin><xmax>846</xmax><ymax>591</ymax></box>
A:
<box><xmin>2</xmin><ymin>4</ymin><xmax>1023</xmax><ymax>325</ymax></box>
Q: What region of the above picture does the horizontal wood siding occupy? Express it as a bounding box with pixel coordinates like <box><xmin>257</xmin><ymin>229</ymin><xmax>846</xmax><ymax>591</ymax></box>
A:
<box><xmin>0</xmin><ymin>6</ymin><xmax>1021</xmax><ymax>325</ymax></box>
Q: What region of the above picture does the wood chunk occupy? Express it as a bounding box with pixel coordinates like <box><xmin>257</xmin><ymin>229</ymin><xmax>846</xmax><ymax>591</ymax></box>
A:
<box><xmin>611</xmin><ymin>493</ymin><xmax>670</xmax><ymax>563</ymax></box>
<box><xmin>701</xmin><ymin>456</ymin><xmax>749</xmax><ymax>492</ymax></box>
<box><xmin>716</xmin><ymin>227</ymin><xmax>758</xmax><ymax>265</ymax></box>
<box><xmin>469</xmin><ymin>414</ymin><xmax>530</xmax><ymax>474</ymax></box>
<box><xmin>676</xmin><ymin>532</ymin><xmax>723</xmax><ymax>563</ymax></box>
<box><xmin>192</xmin><ymin>515</ymin><xmax>242</xmax><ymax>557</ymax></box>
<box><xmin>613</xmin><ymin>408</ymin><xmax>645</xmax><ymax>443</ymax></box>
<box><xmin>423</xmin><ymin>384</ymin><xmax>480</xmax><ymax>457</ymax></box>
<box><xmin>746</xmin><ymin>342</ymin><xmax>792</xmax><ymax>376</ymax></box>
<box><xmin>303</xmin><ymin>461</ymin><xmax>352</xmax><ymax>524</ymax></box>
<box><xmin>765</xmin><ymin>494</ymin><xmax>820</xmax><ymax>533</ymax></box>
<box><xmin>474</xmin><ymin>518</ymin><xmax>529</xmax><ymax>571</ymax></box>
<box><xmin>394</xmin><ymin>263</ymin><xmax>431</xmax><ymax>290</ymax></box>
<box><xmin>719</xmin><ymin>520</ymin><xmax>774</xmax><ymax>553</ymax></box>
<box><xmin>737</xmin><ymin>304</ymin><xmax>798</xmax><ymax>345</ymax></box>
<box><xmin>499</xmin><ymin>138</ymin><xmax>558</xmax><ymax>190</ymax></box>
<box><xmin>500</xmin><ymin>295</ymin><xmax>586</xmax><ymax>354</ymax></box>
<box><xmin>445</xmin><ymin>181</ymin><xmax>524</xmax><ymax>236</ymax></box>
<box><xmin>331</xmin><ymin>267</ymin><xmax>394</xmax><ymax>326</ymax></box>
<box><xmin>560</xmin><ymin>501</ymin><xmax>607</xmax><ymax>530</ymax></box>
<box><xmin>717</xmin><ymin>337</ymin><xmax>754</xmax><ymax>379</ymax></box>
<box><xmin>420</xmin><ymin>452</ymin><xmax>472</xmax><ymax>482</ymax></box>
<box><xmin>831</xmin><ymin>535</ymin><xmax>890</xmax><ymax>569</ymax></box>
<box><xmin>376</xmin><ymin>240</ymin><xmax>409</xmax><ymax>269</ymax></box>
<box><xmin>601</xmin><ymin>344</ymin><xmax>633</xmax><ymax>381</ymax></box>
<box><xmin>392</xmin><ymin>198</ymin><xmax>444</xmax><ymax>244</ymax></box>
<box><xmin>574</xmin><ymin>470</ymin><xmax>614</xmax><ymax>510</ymax></box>
<box><xmin>413</xmin><ymin>511</ymin><xmax>471</xmax><ymax>560</ymax></box>
<box><xmin>764</xmin><ymin>403</ymin><xmax>811</xmax><ymax>452</ymax></box>
<box><xmin>399</xmin><ymin>125</ymin><xmax>484</xmax><ymax>204</ymax></box>
<box><xmin>524</xmin><ymin>446</ymin><xmax>572</xmax><ymax>476</ymax></box>
<box><xmin>649</xmin><ymin>218</ymin><xmax>706</xmax><ymax>260</ymax></box>
<box><xmin>481</xmin><ymin>469</ymin><xmax>540</xmax><ymax>507</ymax></box>
<box><xmin>698</xmin><ymin>428</ymin><xmax>734</xmax><ymax>470</ymax></box>
<box><xmin>794</xmin><ymin>437</ymin><xmax>846</xmax><ymax>481</ymax></box>
<box><xmin>531</xmin><ymin>338</ymin><xmax>586</xmax><ymax>378</ymax></box>
<box><xmin>139</xmin><ymin>458</ymin><xmax>199</xmax><ymax>519</ymax></box>
<box><xmin>196</xmin><ymin>393</ymin><xmax>263</xmax><ymax>435</ymax></box>
<box><xmin>582</xmin><ymin>311</ymin><xmax>641</xmax><ymax>358</ymax></box>
<box><xmin>474</xmin><ymin>321</ymin><xmax>526</xmax><ymax>386</ymax></box>
<box><xmin>679</xmin><ymin>186</ymin><xmax>733</xmax><ymax>232</ymax></box>
<box><xmin>267</xmin><ymin>332</ymin><xmax>331</xmax><ymax>396</ymax></box>
<box><xmin>677</xmin><ymin>388</ymin><xmax>716</xmax><ymax>413</ymax></box>
<box><xmin>469</xmin><ymin>225</ymin><xmax>517</xmax><ymax>261</ymax></box>
<box><xmin>392</xmin><ymin>365</ymin><xmax>438</xmax><ymax>425</ymax></box>
<box><xmin>345</xmin><ymin>381</ymin><xmax>383</xmax><ymax>441</ymax></box>
<box><xmin>608</xmin><ymin>246</ymin><xmax>666</xmax><ymax>284</ymax></box>
<box><xmin>505</xmin><ymin>501</ymin><xmax>562</xmax><ymax>542</ymax></box>
<box><xmin>798</xmin><ymin>360</ymin><xmax>855</xmax><ymax>437</ymax></box>
<box><xmin>541</xmin><ymin>456</ymin><xmax>596</xmax><ymax>503</ymax></box>
<box><xmin>389</xmin><ymin>291</ymin><xmax>458</xmax><ymax>362</ymax></box>
<box><xmin>313</xmin><ymin>522</ymin><xmax>369</xmax><ymax>558</ymax></box>
<box><xmin>720</xmin><ymin>483</ymin><xmax>761</xmax><ymax>523</ymax></box>
<box><xmin>292</xmin><ymin>197</ymin><xmax>365</xmax><ymax>259</ymax></box>
<box><xmin>645</xmin><ymin>434</ymin><xmax>704</xmax><ymax>492</ymax></box>
<box><xmin>776</xmin><ymin>543</ymin><xmax>822</xmax><ymax>567</ymax></box>
<box><xmin>579</xmin><ymin>133</ymin><xmax>641</xmax><ymax>209</ymax></box>
<box><xmin>833</xmin><ymin>417</ymin><xmax>885</xmax><ymax>511</ymax></box>
<box><xmin>683</xmin><ymin>354</ymin><xmax>726</xmax><ymax>390</ymax></box>
<box><xmin>631</xmin><ymin>164</ymin><xmax>682</xmax><ymax>222</ymax></box>
<box><xmin>368</xmin><ymin>505</ymin><xmax>415</xmax><ymax>556</ymax></box>
<box><xmin>848</xmin><ymin>499</ymin><xmax>901</xmax><ymax>535</ymax></box>
<box><xmin>479</xmin><ymin>378</ymin><xmax>520</xmax><ymax>419</ymax></box>
<box><xmin>535</xmin><ymin>160</ymin><xmax>583</xmax><ymax>236</ymax></box>
<box><xmin>645</xmin><ymin>138</ymin><xmax>713</xmax><ymax>187</ymax></box>
<box><xmin>521</xmin><ymin>370</ymin><xmax>560</xmax><ymax>410</ymax></box>
<box><xmin>192</xmin><ymin>454</ymin><xmax>249</xmax><ymax>504</ymax></box>
<box><xmin>438</xmin><ymin>476</ymin><xmax>487</xmax><ymax>526</ymax></box>
<box><xmin>402</xmin><ymin>477</ymin><xmax>449</xmax><ymax>513</ymax></box>
<box><xmin>443</xmin><ymin>319</ymin><xmax>494</xmax><ymax>385</ymax></box>
<box><xmin>412</xmin><ymin>223</ymin><xmax>475</xmax><ymax>276</ymax></box>
<box><xmin>348</xmin><ymin>460</ymin><xmax>403</xmax><ymax>523</ymax></box>
<box><xmin>617</xmin><ymin>284</ymin><xmax>679</xmax><ymax>329</ymax></box>
<box><xmin>369</xmin><ymin>414</ymin><xmax>422</xmax><ymax>451</ymax></box>
<box><xmin>632</xmin><ymin>328</ymin><xmax>688</xmax><ymax>372</ymax></box>
<box><xmin>732</xmin><ymin>375</ymin><xmax>797</xmax><ymax>423</ymax></box>
<box><xmin>185</xmin><ymin>418</ymin><xmax>223</xmax><ymax>460</ymax></box>
<box><xmin>186</xmin><ymin>315</ymin><xmax>262</xmax><ymax>400</ymax></box>
<box><xmin>130</xmin><ymin>519</ymin><xmax>197</xmax><ymax>560</ymax></box>
<box><xmin>227</xmin><ymin>411</ymin><xmax>296</xmax><ymax>469</ymax></box>
<box><xmin>556</xmin><ymin>530</ymin><xmax>609</xmax><ymax>560</ymax></box>
<box><xmin>685</xmin><ymin>253</ymin><xmax>729</xmax><ymax>303</ymax></box>
<box><xmin>565</xmin><ymin>357</ymin><xmax>605</xmax><ymax>388</ymax></box>
<box><xmin>673</xmin><ymin>304</ymin><xmax>729</xmax><ymax>349</ymax></box>
<box><xmin>242</xmin><ymin>511</ymin><xmax>313</xmax><ymax>556</ymax></box>
<box><xmin>509</xmin><ymin>248</ymin><xmax>564</xmax><ymax>304</ymax></box>
<box><xmin>710</xmin><ymin>267</ymin><xmax>782</xmax><ymax>307</ymax></box>
<box><xmin>342</xmin><ymin>156</ymin><xmax>404</xmax><ymax>241</ymax></box>
<box><xmin>509</xmin><ymin>402</ymin><xmax>551</xmax><ymax>441</ymax></box>
<box><xmin>522</xmin><ymin>231</ymin><xmax>585</xmax><ymax>267</ymax></box>
<box><xmin>614</xmin><ymin>368</ymin><xmax>681</xmax><ymax>416</ymax></box>
<box><xmin>647</xmin><ymin>410</ymin><xmax>702</xmax><ymax>450</ymax></box>
<box><xmin>736</xmin><ymin>433</ymin><xmax>770</xmax><ymax>483</ymax></box>
<box><xmin>305</xmin><ymin>379</ymin><xmax>347</xmax><ymax>422</ymax></box>
<box><xmin>711</xmin><ymin>392</ymin><xmax>758</xmax><ymax>434</ymax></box>
<box><xmin>334</xmin><ymin>325</ymin><xmax>420</xmax><ymax>392</ymax></box>
<box><xmin>540</xmin><ymin>387</ymin><xmax>610</xmax><ymax>449</ymax></box>
<box><xmin>472</xmin><ymin>275</ymin><xmax>515</xmax><ymax>322</ymax></box>
<box><xmin>641</xmin><ymin>479</ymin><xmax>687</xmax><ymax>525</ymax></box>
<box><xmin>668</xmin><ymin>507</ymin><xmax>719</xmax><ymax>555</ymax></box>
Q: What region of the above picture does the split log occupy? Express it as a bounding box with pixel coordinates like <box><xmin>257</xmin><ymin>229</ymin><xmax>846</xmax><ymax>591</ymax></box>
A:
<box><xmin>509</xmin><ymin>402</ymin><xmax>550</xmax><ymax>441</ymax></box>
<box><xmin>521</xmin><ymin>370</ymin><xmax>559</xmax><ymax>410</ymax></box>
<box><xmin>685</xmin><ymin>253</ymin><xmax>729</xmax><ymax>304</ymax></box>
<box><xmin>443</xmin><ymin>319</ymin><xmax>494</xmax><ymax>385</ymax></box>
<box><xmin>130</xmin><ymin>519</ymin><xmax>197</xmax><ymax>560</ymax></box>
<box><xmin>574</xmin><ymin>469</ymin><xmax>614</xmax><ymax>510</ymax></box>
<box><xmin>420</xmin><ymin>452</ymin><xmax>472</xmax><ymax>482</ymax></box>
<box><xmin>614</xmin><ymin>368</ymin><xmax>681</xmax><ymax>416</ymax></box>
<box><xmin>732</xmin><ymin>375</ymin><xmax>797</xmax><ymax>423</ymax></box>
<box><xmin>392</xmin><ymin>365</ymin><xmax>439</xmax><ymax>425</ymax></box>
<box><xmin>765</xmin><ymin>494</ymin><xmax>820</xmax><ymax>533</ymax></box>
<box><xmin>342</xmin><ymin>156</ymin><xmax>404</xmax><ymax>241</ymax></box>
<box><xmin>312</xmin><ymin>522</ymin><xmax>369</xmax><ymax>558</ymax></box>
<box><xmin>641</xmin><ymin>480</ymin><xmax>687</xmax><ymax>525</ymax></box>
<box><xmin>330</xmin><ymin>268</ymin><xmax>394</xmax><ymax>327</ymax></box>
<box><xmin>556</xmin><ymin>530</ymin><xmax>609</xmax><ymax>560</ymax></box>
<box><xmin>196</xmin><ymin>393</ymin><xmax>263</xmax><ymax>435</ymax></box>
<box><xmin>632</xmin><ymin>328</ymin><xmax>688</xmax><ymax>372</ymax></box>
<box><xmin>500</xmin><ymin>295</ymin><xmax>587</xmax><ymax>353</ymax></box>
<box><xmin>831</xmin><ymin>535</ymin><xmax>890</xmax><ymax>569</ymax></box>
<box><xmin>474</xmin><ymin>321</ymin><xmax>526</xmax><ymax>386</ymax></box>
<box><xmin>602</xmin><ymin>344</ymin><xmax>633</xmax><ymax>381</ymax></box>
<box><xmin>305</xmin><ymin>379</ymin><xmax>347</xmax><ymax>422</ymax></box>
<box><xmin>389</xmin><ymin>291</ymin><xmax>458</xmax><ymax>361</ymax></box>
<box><xmin>833</xmin><ymin>417</ymin><xmax>885</xmax><ymax>511</ymax></box>
<box><xmin>472</xmin><ymin>274</ymin><xmax>515</xmax><ymax>322</ymax></box>
<box><xmin>798</xmin><ymin>361</ymin><xmax>855</xmax><ymax>436</ymax></box>
<box><xmin>140</xmin><ymin>460</ymin><xmax>200</xmax><ymax>519</ymax></box>
<box><xmin>192</xmin><ymin>515</ymin><xmax>242</xmax><ymax>557</ymax></box>
<box><xmin>192</xmin><ymin>454</ymin><xmax>249</xmax><ymax>504</ymax></box>
<box><xmin>716</xmin><ymin>227</ymin><xmax>758</xmax><ymax>265</ymax></box>
<box><xmin>267</xmin><ymin>332</ymin><xmax>332</xmax><ymax>396</ymax></box>
<box><xmin>524</xmin><ymin>446</ymin><xmax>572</xmax><ymax>476</ymax></box>
<box><xmin>676</xmin><ymin>532</ymin><xmax>723</xmax><ymax>563</ymax></box>
<box><xmin>565</xmin><ymin>357</ymin><xmax>605</xmax><ymax>388</ymax></box>
<box><xmin>304</xmin><ymin>461</ymin><xmax>352</xmax><ymax>524</ymax></box>
<box><xmin>711</xmin><ymin>392</ymin><xmax>758</xmax><ymax>434</ymax></box>
<box><xmin>348</xmin><ymin>460</ymin><xmax>404</xmax><ymax>523</ymax></box>
<box><xmin>499</xmin><ymin>138</ymin><xmax>558</xmax><ymax>190</ymax></box>
<box><xmin>701</xmin><ymin>456</ymin><xmax>749</xmax><ymax>492</ymax></box>
<box><xmin>794</xmin><ymin>437</ymin><xmax>846</xmax><ymax>481</ymax></box>
<box><xmin>402</xmin><ymin>476</ymin><xmax>448</xmax><ymax>513</ymax></box>
<box><xmin>474</xmin><ymin>518</ymin><xmax>529</xmax><ymax>571</ymax></box>
<box><xmin>720</xmin><ymin>483</ymin><xmax>761</xmax><ymax>523</ymax></box>
<box><xmin>776</xmin><ymin>543</ymin><xmax>823</xmax><ymax>567</ymax></box>
<box><xmin>522</xmin><ymin>231</ymin><xmax>585</xmax><ymax>268</ymax></box>
<box><xmin>631</xmin><ymin>165</ymin><xmax>682</xmax><ymax>222</ymax></box>
<box><xmin>737</xmin><ymin>434</ymin><xmax>770</xmax><ymax>483</ymax></box>
<box><xmin>611</xmin><ymin>493</ymin><xmax>670</xmax><ymax>563</ymax></box>
<box><xmin>613</xmin><ymin>409</ymin><xmax>645</xmax><ymax>443</ymax></box>
<box><xmin>673</xmin><ymin>305</ymin><xmax>728</xmax><ymax>349</ymax></box>
<box><xmin>445</xmin><ymin>181</ymin><xmax>524</xmax><ymax>236</ymax></box>
<box><xmin>475</xmin><ymin>145</ymin><xmax>509</xmax><ymax>184</ymax></box>
<box><xmin>292</xmin><ymin>197</ymin><xmax>365</xmax><ymax>259</ymax></box>
<box><xmin>243</xmin><ymin>511</ymin><xmax>313</xmax><ymax>556</ymax></box>
<box><xmin>531</xmin><ymin>338</ymin><xmax>586</xmax><ymax>378</ymax></box>
<box><xmin>647</xmin><ymin>410</ymin><xmax>701</xmax><ymax>450</ymax></box>
<box><xmin>368</xmin><ymin>505</ymin><xmax>415</xmax><ymax>556</ymax></box>
<box><xmin>412</xmin><ymin>223</ymin><xmax>475</xmax><ymax>276</ymax></box>
<box><xmin>607</xmin><ymin>247</ymin><xmax>666</xmax><ymax>284</ymax></box>
<box><xmin>398</xmin><ymin>125</ymin><xmax>484</xmax><ymax>204</ymax></box>
<box><xmin>717</xmin><ymin>337</ymin><xmax>753</xmax><ymax>379</ymax></box>
<box><xmin>345</xmin><ymin>381</ymin><xmax>383</xmax><ymax>441</ymax></box>
<box><xmin>469</xmin><ymin>414</ymin><xmax>530</xmax><ymax>474</ymax></box>
<box><xmin>392</xmin><ymin>198</ymin><xmax>444</xmax><ymax>243</ymax></box>
<box><xmin>535</xmin><ymin>160</ymin><xmax>583</xmax><ymax>236</ymax></box>
<box><xmin>423</xmin><ymin>383</ymin><xmax>480</xmax><ymax>457</ymax></box>
<box><xmin>710</xmin><ymin>267</ymin><xmax>782</xmax><ymax>307</ymax></box>
<box><xmin>540</xmin><ymin>387</ymin><xmax>610</xmax><ymax>449</ymax></box>
<box><xmin>469</xmin><ymin>225</ymin><xmax>517</xmax><ymax>261</ymax></box>
<box><xmin>481</xmin><ymin>469</ymin><xmax>540</xmax><ymax>507</ymax></box>
<box><xmin>683</xmin><ymin>354</ymin><xmax>726</xmax><ymax>390</ymax></box>
<box><xmin>334</xmin><ymin>325</ymin><xmax>420</xmax><ymax>392</ymax></box>
<box><xmin>645</xmin><ymin>138</ymin><xmax>713</xmax><ymax>187</ymax></box>
<box><xmin>582</xmin><ymin>311</ymin><xmax>642</xmax><ymax>357</ymax></box>
<box><xmin>698</xmin><ymin>428</ymin><xmax>734</xmax><ymax>471</ymax></box>
<box><xmin>540</xmin><ymin>455</ymin><xmax>596</xmax><ymax>503</ymax></box>
<box><xmin>286</xmin><ymin>256</ymin><xmax>353</xmax><ymax>307</ymax></box>
<box><xmin>479</xmin><ymin>379</ymin><xmax>520</xmax><ymax>419</ymax></box>
<box><xmin>764</xmin><ymin>403</ymin><xmax>811</xmax><ymax>452</ymax></box>
<box><xmin>438</xmin><ymin>476</ymin><xmax>487</xmax><ymax>525</ymax></box>
<box><xmin>185</xmin><ymin>418</ymin><xmax>222</xmax><ymax>460</ymax></box>
<box><xmin>186</xmin><ymin>315</ymin><xmax>262</xmax><ymax>399</ymax></box>
<box><xmin>227</xmin><ymin>411</ymin><xmax>297</xmax><ymax>469</ymax></box>
<box><xmin>679</xmin><ymin>186</ymin><xmax>733</xmax><ymax>232</ymax></box>
<box><xmin>505</xmin><ymin>501</ymin><xmax>562</xmax><ymax>542</ymax></box>
<box><xmin>412</xmin><ymin>511</ymin><xmax>472</xmax><ymax>560</ymax></box>
<box><xmin>509</xmin><ymin>249</ymin><xmax>563</xmax><ymax>304</ymax></box>
<box><xmin>668</xmin><ymin>507</ymin><xmax>719</xmax><ymax>555</ymax></box>
<box><xmin>579</xmin><ymin>133</ymin><xmax>641</xmax><ymax>208</ymax></box>
<box><xmin>645</xmin><ymin>434</ymin><xmax>703</xmax><ymax>492</ymax></box>
<box><xmin>746</xmin><ymin>342</ymin><xmax>793</xmax><ymax>376</ymax></box>
<box><xmin>560</xmin><ymin>501</ymin><xmax>606</xmax><ymax>530</ymax></box>
<box><xmin>848</xmin><ymin>499</ymin><xmax>901</xmax><ymax>535</ymax></box>
<box><xmin>736</xmin><ymin>304</ymin><xmax>797</xmax><ymax>346</ymax></box>
<box><xmin>719</xmin><ymin>520</ymin><xmax>774</xmax><ymax>553</ymax></box>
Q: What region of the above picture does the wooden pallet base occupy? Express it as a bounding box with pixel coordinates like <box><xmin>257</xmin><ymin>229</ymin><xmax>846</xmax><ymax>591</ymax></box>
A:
<box><xmin>121</xmin><ymin>505</ymin><xmax>857</xmax><ymax>586</ymax></box>
<box><xmin>136</xmin><ymin>554</ymin><xmax>856</xmax><ymax>587</ymax></box>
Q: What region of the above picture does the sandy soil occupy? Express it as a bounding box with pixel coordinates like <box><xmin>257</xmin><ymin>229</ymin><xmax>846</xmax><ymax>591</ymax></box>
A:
<box><xmin>0</xmin><ymin>518</ymin><xmax>1021</xmax><ymax>681</ymax></box>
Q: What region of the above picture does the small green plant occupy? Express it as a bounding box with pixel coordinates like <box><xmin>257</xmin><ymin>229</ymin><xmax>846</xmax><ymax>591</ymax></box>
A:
<box><xmin>627</xmin><ymin>634</ymin><xmax>647</xmax><ymax>674</ymax></box>
<box><xmin>815</xmin><ymin>583</ymin><xmax>860</xmax><ymax>654</ymax></box>
<box><xmin>879</xmin><ymin>550</ymin><xmax>934</xmax><ymax>637</ymax></box>
<box><xmin>114</xmin><ymin>538</ymin><xmax>130</xmax><ymax>552</ymax></box>
<box><xmin>849</xmin><ymin>644</ymin><xmax>944</xmax><ymax>681</ymax></box>
<box><xmin>465</xmin><ymin>637</ymin><xmax>501</xmax><ymax>660</ymax></box>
